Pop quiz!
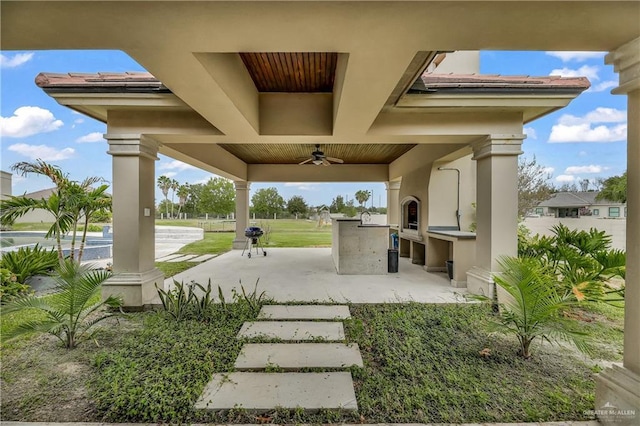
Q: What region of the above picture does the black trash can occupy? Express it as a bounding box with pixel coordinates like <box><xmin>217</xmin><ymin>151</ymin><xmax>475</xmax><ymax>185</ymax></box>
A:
<box><xmin>388</xmin><ymin>249</ymin><xmax>399</xmax><ymax>273</ymax></box>
<box><xmin>445</xmin><ymin>260</ymin><xmax>454</xmax><ymax>280</ymax></box>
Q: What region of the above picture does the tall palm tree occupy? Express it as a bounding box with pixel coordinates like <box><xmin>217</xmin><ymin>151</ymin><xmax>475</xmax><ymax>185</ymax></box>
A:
<box><xmin>0</xmin><ymin>160</ymin><xmax>110</xmax><ymax>265</ymax></box>
<box><xmin>170</xmin><ymin>179</ymin><xmax>179</xmax><ymax>218</ymax></box>
<box><xmin>354</xmin><ymin>190</ymin><xmax>371</xmax><ymax>210</ymax></box>
<box><xmin>176</xmin><ymin>184</ymin><xmax>189</xmax><ymax>219</ymax></box>
<box><xmin>2</xmin><ymin>161</ymin><xmax>72</xmax><ymax>263</ymax></box>
<box><xmin>157</xmin><ymin>175</ymin><xmax>172</xmax><ymax>218</ymax></box>
<box><xmin>77</xmin><ymin>184</ymin><xmax>111</xmax><ymax>262</ymax></box>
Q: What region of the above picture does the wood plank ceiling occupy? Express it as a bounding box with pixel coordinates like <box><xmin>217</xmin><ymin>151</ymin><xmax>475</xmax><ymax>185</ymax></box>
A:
<box><xmin>239</xmin><ymin>52</ymin><xmax>337</xmax><ymax>92</ymax></box>
<box><xmin>218</xmin><ymin>144</ymin><xmax>416</xmax><ymax>164</ymax></box>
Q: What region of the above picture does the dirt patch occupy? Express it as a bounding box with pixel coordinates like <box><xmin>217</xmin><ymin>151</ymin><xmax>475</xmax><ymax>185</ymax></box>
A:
<box><xmin>0</xmin><ymin>315</ymin><xmax>141</xmax><ymax>422</ymax></box>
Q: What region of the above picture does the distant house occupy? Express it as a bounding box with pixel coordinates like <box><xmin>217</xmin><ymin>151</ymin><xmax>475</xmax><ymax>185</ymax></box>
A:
<box><xmin>536</xmin><ymin>191</ymin><xmax>626</xmax><ymax>219</ymax></box>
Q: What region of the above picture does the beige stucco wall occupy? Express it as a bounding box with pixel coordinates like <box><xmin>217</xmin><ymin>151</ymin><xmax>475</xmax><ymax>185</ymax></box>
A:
<box><xmin>0</xmin><ymin>171</ymin><xmax>11</xmax><ymax>200</ymax></box>
<box><xmin>398</xmin><ymin>163</ymin><xmax>432</xmax><ymax>240</ymax></box>
<box><xmin>429</xmin><ymin>155</ymin><xmax>477</xmax><ymax>231</ymax></box>
<box><xmin>431</xmin><ymin>51</ymin><xmax>480</xmax><ymax>74</ymax></box>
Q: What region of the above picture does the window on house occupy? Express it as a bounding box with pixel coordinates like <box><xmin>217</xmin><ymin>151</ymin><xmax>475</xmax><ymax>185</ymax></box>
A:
<box><xmin>593</xmin><ymin>209</ymin><xmax>599</xmax><ymax>216</ymax></box>
<box><xmin>535</xmin><ymin>207</ymin><xmax>543</xmax><ymax>215</ymax></box>
<box><xmin>625</xmin><ymin>207</ymin><xmax>627</xmax><ymax>217</ymax></box>
<box><xmin>609</xmin><ymin>207</ymin><xmax>620</xmax><ymax>218</ymax></box>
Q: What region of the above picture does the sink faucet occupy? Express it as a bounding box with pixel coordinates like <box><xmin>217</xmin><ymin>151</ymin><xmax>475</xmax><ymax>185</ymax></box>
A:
<box><xmin>360</xmin><ymin>211</ymin><xmax>371</xmax><ymax>225</ymax></box>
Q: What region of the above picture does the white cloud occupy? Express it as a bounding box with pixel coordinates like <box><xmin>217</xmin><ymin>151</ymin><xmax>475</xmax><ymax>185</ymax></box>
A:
<box><xmin>0</xmin><ymin>52</ymin><xmax>34</xmax><ymax>68</ymax></box>
<box><xmin>74</xmin><ymin>118</ymin><xmax>85</xmax><ymax>124</ymax></box>
<box><xmin>549</xmin><ymin>123</ymin><xmax>627</xmax><ymax>143</ymax></box>
<box><xmin>524</xmin><ymin>127</ymin><xmax>537</xmax><ymax>140</ymax></box>
<box><xmin>549</xmin><ymin>107</ymin><xmax>627</xmax><ymax>143</ymax></box>
<box><xmin>158</xmin><ymin>160</ymin><xmax>196</xmax><ymax>171</ymax></box>
<box><xmin>0</xmin><ymin>106</ymin><xmax>64</xmax><ymax>138</ymax></box>
<box><xmin>556</xmin><ymin>175</ymin><xmax>576</xmax><ymax>183</ymax></box>
<box><xmin>76</xmin><ymin>132</ymin><xmax>104</xmax><ymax>143</ymax></box>
<box><xmin>558</xmin><ymin>107</ymin><xmax>626</xmax><ymax>126</ymax></box>
<box><xmin>545</xmin><ymin>51</ymin><xmax>606</xmax><ymax>62</ymax></box>
<box><xmin>162</xmin><ymin>172</ymin><xmax>178</xmax><ymax>178</ymax></box>
<box><xmin>565</xmin><ymin>165</ymin><xmax>604</xmax><ymax>174</ymax></box>
<box><xmin>579</xmin><ymin>151</ymin><xmax>588</xmax><ymax>157</ymax></box>
<box><xmin>8</xmin><ymin>143</ymin><xmax>75</xmax><ymax>161</ymax></box>
<box><xmin>549</xmin><ymin>65</ymin><xmax>600</xmax><ymax>81</ymax></box>
<box><xmin>192</xmin><ymin>177</ymin><xmax>211</xmax><ymax>185</ymax></box>
<box><xmin>283</xmin><ymin>182</ymin><xmax>325</xmax><ymax>191</ymax></box>
<box><xmin>542</xmin><ymin>167</ymin><xmax>555</xmax><ymax>174</ymax></box>
<box><xmin>588</xmin><ymin>81</ymin><xmax>618</xmax><ymax>93</ymax></box>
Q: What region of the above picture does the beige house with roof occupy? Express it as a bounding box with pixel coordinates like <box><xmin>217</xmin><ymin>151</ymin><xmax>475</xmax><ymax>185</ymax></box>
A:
<box><xmin>2</xmin><ymin>0</ymin><xmax>638</xmax><ymax>421</ymax></box>
<box><xmin>537</xmin><ymin>191</ymin><xmax>627</xmax><ymax>219</ymax></box>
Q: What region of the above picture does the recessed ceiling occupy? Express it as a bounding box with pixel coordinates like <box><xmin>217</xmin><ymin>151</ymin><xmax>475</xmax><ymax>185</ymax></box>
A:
<box><xmin>239</xmin><ymin>52</ymin><xmax>337</xmax><ymax>93</ymax></box>
<box><xmin>218</xmin><ymin>143</ymin><xmax>416</xmax><ymax>164</ymax></box>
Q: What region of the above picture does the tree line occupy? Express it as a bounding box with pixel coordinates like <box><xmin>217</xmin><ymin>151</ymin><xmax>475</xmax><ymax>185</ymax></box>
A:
<box><xmin>156</xmin><ymin>176</ymin><xmax>384</xmax><ymax>219</ymax></box>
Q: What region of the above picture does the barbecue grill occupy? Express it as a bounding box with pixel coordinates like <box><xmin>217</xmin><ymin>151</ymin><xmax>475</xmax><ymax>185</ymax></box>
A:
<box><xmin>242</xmin><ymin>226</ymin><xmax>267</xmax><ymax>258</ymax></box>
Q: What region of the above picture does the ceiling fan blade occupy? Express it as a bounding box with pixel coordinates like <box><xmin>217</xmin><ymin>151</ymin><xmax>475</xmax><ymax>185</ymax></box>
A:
<box><xmin>321</xmin><ymin>158</ymin><xmax>331</xmax><ymax>166</ymax></box>
<box><xmin>298</xmin><ymin>158</ymin><xmax>313</xmax><ymax>165</ymax></box>
<box><xmin>326</xmin><ymin>156</ymin><xmax>344</xmax><ymax>164</ymax></box>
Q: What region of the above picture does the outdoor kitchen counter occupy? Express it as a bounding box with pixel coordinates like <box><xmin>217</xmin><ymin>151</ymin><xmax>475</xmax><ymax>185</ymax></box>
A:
<box><xmin>426</xmin><ymin>230</ymin><xmax>476</xmax><ymax>288</ymax></box>
<box><xmin>332</xmin><ymin>218</ymin><xmax>390</xmax><ymax>275</ymax></box>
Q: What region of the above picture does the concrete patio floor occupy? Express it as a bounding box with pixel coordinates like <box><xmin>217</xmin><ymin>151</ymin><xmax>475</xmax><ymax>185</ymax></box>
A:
<box><xmin>166</xmin><ymin>248</ymin><xmax>469</xmax><ymax>303</ymax></box>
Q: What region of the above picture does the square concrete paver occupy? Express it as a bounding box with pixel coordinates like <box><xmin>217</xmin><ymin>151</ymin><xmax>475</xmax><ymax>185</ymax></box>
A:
<box><xmin>155</xmin><ymin>253</ymin><xmax>184</xmax><ymax>262</ymax></box>
<box><xmin>235</xmin><ymin>343</ymin><xmax>363</xmax><ymax>370</ymax></box>
<box><xmin>167</xmin><ymin>254</ymin><xmax>198</xmax><ymax>262</ymax></box>
<box><xmin>194</xmin><ymin>372</ymin><xmax>358</xmax><ymax>411</ymax></box>
<box><xmin>238</xmin><ymin>321</ymin><xmax>345</xmax><ymax>341</ymax></box>
<box><xmin>189</xmin><ymin>254</ymin><xmax>217</xmax><ymax>262</ymax></box>
<box><xmin>258</xmin><ymin>305</ymin><xmax>351</xmax><ymax>320</ymax></box>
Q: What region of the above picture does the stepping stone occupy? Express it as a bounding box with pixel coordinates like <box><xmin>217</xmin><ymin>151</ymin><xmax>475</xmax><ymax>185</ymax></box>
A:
<box><xmin>189</xmin><ymin>254</ymin><xmax>217</xmax><ymax>263</ymax></box>
<box><xmin>167</xmin><ymin>254</ymin><xmax>198</xmax><ymax>262</ymax></box>
<box><xmin>155</xmin><ymin>253</ymin><xmax>183</xmax><ymax>262</ymax></box>
<box><xmin>258</xmin><ymin>305</ymin><xmax>351</xmax><ymax>320</ymax></box>
<box><xmin>194</xmin><ymin>372</ymin><xmax>357</xmax><ymax>411</ymax></box>
<box><xmin>238</xmin><ymin>321</ymin><xmax>345</xmax><ymax>341</ymax></box>
<box><xmin>235</xmin><ymin>343</ymin><xmax>363</xmax><ymax>370</ymax></box>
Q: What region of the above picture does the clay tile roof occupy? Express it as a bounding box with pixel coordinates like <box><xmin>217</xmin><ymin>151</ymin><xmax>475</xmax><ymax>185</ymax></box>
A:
<box><xmin>35</xmin><ymin>72</ymin><xmax>170</xmax><ymax>93</ymax></box>
<box><xmin>410</xmin><ymin>73</ymin><xmax>591</xmax><ymax>94</ymax></box>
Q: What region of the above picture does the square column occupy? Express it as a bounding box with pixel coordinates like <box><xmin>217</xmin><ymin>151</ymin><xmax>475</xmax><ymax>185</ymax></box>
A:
<box><xmin>104</xmin><ymin>134</ymin><xmax>164</xmax><ymax>309</ymax></box>
<box><xmin>466</xmin><ymin>134</ymin><xmax>524</xmax><ymax>299</ymax></box>
<box><xmin>596</xmin><ymin>37</ymin><xmax>640</xmax><ymax>425</ymax></box>
<box><xmin>385</xmin><ymin>180</ymin><xmax>401</xmax><ymax>226</ymax></box>
<box><xmin>232</xmin><ymin>181</ymin><xmax>251</xmax><ymax>249</ymax></box>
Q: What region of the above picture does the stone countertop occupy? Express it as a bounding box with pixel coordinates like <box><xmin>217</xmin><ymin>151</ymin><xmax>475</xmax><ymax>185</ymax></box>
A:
<box><xmin>427</xmin><ymin>230</ymin><xmax>476</xmax><ymax>240</ymax></box>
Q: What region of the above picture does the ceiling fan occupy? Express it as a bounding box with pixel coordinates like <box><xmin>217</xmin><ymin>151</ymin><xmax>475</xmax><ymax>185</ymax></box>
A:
<box><xmin>298</xmin><ymin>144</ymin><xmax>344</xmax><ymax>166</ymax></box>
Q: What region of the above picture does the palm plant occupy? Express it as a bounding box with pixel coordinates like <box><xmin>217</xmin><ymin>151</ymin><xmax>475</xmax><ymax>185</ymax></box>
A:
<box><xmin>157</xmin><ymin>175</ymin><xmax>172</xmax><ymax>218</ymax></box>
<box><xmin>487</xmin><ymin>256</ymin><xmax>590</xmax><ymax>358</ymax></box>
<box><xmin>77</xmin><ymin>184</ymin><xmax>111</xmax><ymax>261</ymax></box>
<box><xmin>1</xmin><ymin>259</ymin><xmax>122</xmax><ymax>348</ymax></box>
<box><xmin>176</xmin><ymin>184</ymin><xmax>189</xmax><ymax>218</ymax></box>
<box><xmin>0</xmin><ymin>160</ymin><xmax>110</xmax><ymax>264</ymax></box>
<box><xmin>519</xmin><ymin>224</ymin><xmax>626</xmax><ymax>303</ymax></box>
<box><xmin>1</xmin><ymin>193</ymin><xmax>72</xmax><ymax>263</ymax></box>
<box><xmin>170</xmin><ymin>178</ymin><xmax>179</xmax><ymax>218</ymax></box>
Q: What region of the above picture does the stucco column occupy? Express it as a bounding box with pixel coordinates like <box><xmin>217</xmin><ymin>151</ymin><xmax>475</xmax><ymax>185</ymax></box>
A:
<box><xmin>596</xmin><ymin>37</ymin><xmax>640</xmax><ymax>425</ymax></box>
<box><xmin>232</xmin><ymin>181</ymin><xmax>251</xmax><ymax>249</ymax></box>
<box><xmin>385</xmin><ymin>179</ymin><xmax>401</xmax><ymax>226</ymax></box>
<box><xmin>466</xmin><ymin>134</ymin><xmax>524</xmax><ymax>299</ymax></box>
<box><xmin>104</xmin><ymin>134</ymin><xmax>164</xmax><ymax>309</ymax></box>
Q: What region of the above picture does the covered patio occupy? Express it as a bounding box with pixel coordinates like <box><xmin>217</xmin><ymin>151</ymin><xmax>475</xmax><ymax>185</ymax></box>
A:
<box><xmin>2</xmin><ymin>0</ymin><xmax>639</xmax><ymax>420</ymax></box>
<box><xmin>167</xmin><ymin>247</ymin><xmax>467</xmax><ymax>304</ymax></box>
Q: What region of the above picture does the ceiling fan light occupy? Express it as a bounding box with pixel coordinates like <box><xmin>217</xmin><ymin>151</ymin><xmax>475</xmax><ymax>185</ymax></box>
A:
<box><xmin>312</xmin><ymin>159</ymin><xmax>323</xmax><ymax>165</ymax></box>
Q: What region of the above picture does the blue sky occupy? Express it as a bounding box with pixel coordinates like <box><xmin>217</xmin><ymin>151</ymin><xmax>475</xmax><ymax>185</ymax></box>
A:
<box><xmin>0</xmin><ymin>50</ymin><xmax>627</xmax><ymax>207</ymax></box>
